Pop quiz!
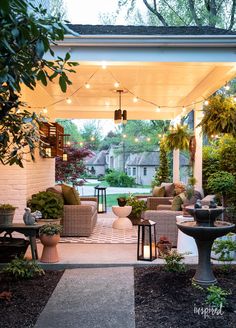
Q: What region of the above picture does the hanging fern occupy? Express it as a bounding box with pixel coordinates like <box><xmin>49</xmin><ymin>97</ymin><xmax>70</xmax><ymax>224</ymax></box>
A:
<box><xmin>198</xmin><ymin>95</ymin><xmax>236</xmax><ymax>138</ymax></box>
<box><xmin>165</xmin><ymin>124</ymin><xmax>192</xmax><ymax>151</ymax></box>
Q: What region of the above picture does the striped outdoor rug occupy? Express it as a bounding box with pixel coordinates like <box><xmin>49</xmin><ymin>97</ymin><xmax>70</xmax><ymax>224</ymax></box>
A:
<box><xmin>59</xmin><ymin>217</ymin><xmax>138</xmax><ymax>244</ymax></box>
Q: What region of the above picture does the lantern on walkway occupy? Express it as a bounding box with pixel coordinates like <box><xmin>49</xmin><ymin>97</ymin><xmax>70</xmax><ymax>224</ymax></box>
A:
<box><xmin>137</xmin><ymin>220</ymin><xmax>157</xmax><ymax>261</ymax></box>
<box><xmin>94</xmin><ymin>186</ymin><xmax>107</xmax><ymax>213</ymax></box>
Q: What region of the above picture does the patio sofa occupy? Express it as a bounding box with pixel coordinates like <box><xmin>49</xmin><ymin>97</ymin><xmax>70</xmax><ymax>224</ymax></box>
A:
<box><xmin>47</xmin><ymin>185</ymin><xmax>97</xmax><ymax>237</ymax></box>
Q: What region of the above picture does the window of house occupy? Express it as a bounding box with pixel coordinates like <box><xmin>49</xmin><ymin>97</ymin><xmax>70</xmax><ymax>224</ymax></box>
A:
<box><xmin>128</xmin><ymin>167</ymin><xmax>131</xmax><ymax>175</ymax></box>
<box><xmin>132</xmin><ymin>167</ymin><xmax>136</xmax><ymax>176</ymax></box>
<box><xmin>143</xmin><ymin>167</ymin><xmax>147</xmax><ymax>176</ymax></box>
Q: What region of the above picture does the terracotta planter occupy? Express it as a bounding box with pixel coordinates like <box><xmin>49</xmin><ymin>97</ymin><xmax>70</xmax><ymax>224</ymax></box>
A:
<box><xmin>157</xmin><ymin>242</ymin><xmax>172</xmax><ymax>258</ymax></box>
<box><xmin>39</xmin><ymin>234</ymin><xmax>60</xmax><ymax>263</ymax></box>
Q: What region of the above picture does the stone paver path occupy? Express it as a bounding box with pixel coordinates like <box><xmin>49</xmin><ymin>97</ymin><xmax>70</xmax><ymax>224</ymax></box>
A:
<box><xmin>34</xmin><ymin>267</ymin><xmax>135</xmax><ymax>328</ymax></box>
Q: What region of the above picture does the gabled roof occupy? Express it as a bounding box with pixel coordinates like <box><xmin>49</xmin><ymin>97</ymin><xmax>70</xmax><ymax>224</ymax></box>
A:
<box><xmin>69</xmin><ymin>24</ymin><xmax>236</xmax><ymax>36</ymax></box>
<box><xmin>126</xmin><ymin>152</ymin><xmax>159</xmax><ymax>166</ymax></box>
<box><xmin>86</xmin><ymin>150</ymin><xmax>107</xmax><ymax>166</ymax></box>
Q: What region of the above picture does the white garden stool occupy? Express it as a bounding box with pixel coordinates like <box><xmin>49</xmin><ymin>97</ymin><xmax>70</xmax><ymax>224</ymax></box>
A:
<box><xmin>112</xmin><ymin>206</ymin><xmax>133</xmax><ymax>230</ymax></box>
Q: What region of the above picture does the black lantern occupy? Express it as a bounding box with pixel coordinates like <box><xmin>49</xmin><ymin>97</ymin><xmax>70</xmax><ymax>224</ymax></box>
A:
<box><xmin>94</xmin><ymin>185</ymin><xmax>107</xmax><ymax>213</ymax></box>
<box><xmin>137</xmin><ymin>220</ymin><xmax>157</xmax><ymax>261</ymax></box>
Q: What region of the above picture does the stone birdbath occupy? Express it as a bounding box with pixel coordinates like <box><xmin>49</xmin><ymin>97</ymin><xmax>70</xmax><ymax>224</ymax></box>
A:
<box><xmin>176</xmin><ymin>205</ymin><xmax>235</xmax><ymax>286</ymax></box>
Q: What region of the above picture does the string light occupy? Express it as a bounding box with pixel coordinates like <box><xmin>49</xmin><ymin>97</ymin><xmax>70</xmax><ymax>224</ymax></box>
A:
<box><xmin>123</xmin><ymin>134</ymin><xmax>127</xmax><ymax>138</ymax></box>
<box><xmin>42</xmin><ymin>107</ymin><xmax>48</xmax><ymax>114</ymax></box>
<box><xmin>134</xmin><ymin>137</ymin><xmax>139</xmax><ymax>142</ymax></box>
<box><xmin>146</xmin><ymin>137</ymin><xmax>151</xmax><ymax>142</ymax></box>
<box><xmin>79</xmin><ymin>142</ymin><xmax>84</xmax><ymax>146</ymax></box>
<box><xmin>114</xmin><ymin>82</ymin><xmax>120</xmax><ymax>88</ymax></box>
<box><xmin>34</xmin><ymin>65</ymin><xmax>233</xmax><ymax>115</ymax></box>
<box><xmin>90</xmin><ymin>136</ymin><xmax>95</xmax><ymax>141</ymax></box>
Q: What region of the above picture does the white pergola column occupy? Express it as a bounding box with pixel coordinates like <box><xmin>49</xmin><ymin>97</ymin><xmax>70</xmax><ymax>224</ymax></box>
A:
<box><xmin>194</xmin><ymin>105</ymin><xmax>204</xmax><ymax>193</ymax></box>
<box><xmin>173</xmin><ymin>149</ymin><xmax>180</xmax><ymax>182</ymax></box>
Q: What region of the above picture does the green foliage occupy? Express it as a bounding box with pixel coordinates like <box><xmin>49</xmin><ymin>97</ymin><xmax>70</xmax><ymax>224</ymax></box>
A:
<box><xmin>163</xmin><ymin>250</ymin><xmax>186</xmax><ymax>273</ymax></box>
<box><xmin>56</xmin><ymin>120</ymin><xmax>82</xmax><ymax>144</ymax></box>
<box><xmin>2</xmin><ymin>257</ymin><xmax>45</xmax><ymax>280</ymax></box>
<box><xmin>27</xmin><ymin>191</ymin><xmax>64</xmax><ymax>219</ymax></box>
<box><xmin>165</xmin><ymin>124</ymin><xmax>192</xmax><ymax>151</ymax></box>
<box><xmin>198</xmin><ymin>95</ymin><xmax>236</xmax><ymax>138</ymax></box>
<box><xmin>105</xmin><ymin>170</ymin><xmax>135</xmax><ymax>187</ymax></box>
<box><xmin>152</xmin><ymin>139</ymin><xmax>169</xmax><ymax>187</ymax></box>
<box><xmin>218</xmin><ymin>135</ymin><xmax>236</xmax><ymax>176</ymax></box>
<box><xmin>126</xmin><ymin>195</ymin><xmax>147</xmax><ymax>218</ymax></box>
<box><xmin>206</xmin><ymin>285</ymin><xmax>230</xmax><ymax>308</ymax></box>
<box><xmin>202</xmin><ymin>145</ymin><xmax>220</xmax><ymax>194</ymax></box>
<box><xmin>0</xmin><ymin>0</ymin><xmax>78</xmax><ymax>166</ymax></box>
<box><xmin>0</xmin><ymin>204</ymin><xmax>16</xmax><ymax>210</ymax></box>
<box><xmin>80</xmin><ymin>121</ymin><xmax>103</xmax><ymax>151</ymax></box>
<box><xmin>207</xmin><ymin>171</ymin><xmax>235</xmax><ymax>195</ymax></box>
<box><xmin>212</xmin><ymin>234</ymin><xmax>236</xmax><ymax>262</ymax></box>
<box><xmin>39</xmin><ymin>224</ymin><xmax>62</xmax><ymax>236</ymax></box>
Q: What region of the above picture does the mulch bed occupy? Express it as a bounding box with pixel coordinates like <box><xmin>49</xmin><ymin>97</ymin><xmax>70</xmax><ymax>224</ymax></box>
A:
<box><xmin>134</xmin><ymin>265</ymin><xmax>236</xmax><ymax>328</ymax></box>
<box><xmin>0</xmin><ymin>270</ymin><xmax>64</xmax><ymax>328</ymax></box>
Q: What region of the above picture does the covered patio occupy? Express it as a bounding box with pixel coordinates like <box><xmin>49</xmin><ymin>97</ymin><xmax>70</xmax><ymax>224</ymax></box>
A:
<box><xmin>1</xmin><ymin>25</ymin><xmax>236</xmax><ymax>221</ymax></box>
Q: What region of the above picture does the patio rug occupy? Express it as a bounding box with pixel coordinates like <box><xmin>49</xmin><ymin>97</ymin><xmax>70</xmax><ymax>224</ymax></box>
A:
<box><xmin>59</xmin><ymin>217</ymin><xmax>138</xmax><ymax>244</ymax></box>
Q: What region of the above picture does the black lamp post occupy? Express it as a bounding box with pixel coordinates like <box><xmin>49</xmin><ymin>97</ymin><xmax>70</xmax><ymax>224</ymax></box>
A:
<box><xmin>94</xmin><ymin>185</ymin><xmax>107</xmax><ymax>213</ymax></box>
<box><xmin>137</xmin><ymin>220</ymin><xmax>157</xmax><ymax>261</ymax></box>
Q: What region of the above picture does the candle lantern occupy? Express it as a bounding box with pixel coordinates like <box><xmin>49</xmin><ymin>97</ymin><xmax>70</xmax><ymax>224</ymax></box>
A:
<box><xmin>137</xmin><ymin>220</ymin><xmax>157</xmax><ymax>261</ymax></box>
<box><xmin>40</xmin><ymin>122</ymin><xmax>64</xmax><ymax>158</ymax></box>
<box><xmin>94</xmin><ymin>185</ymin><xmax>107</xmax><ymax>213</ymax></box>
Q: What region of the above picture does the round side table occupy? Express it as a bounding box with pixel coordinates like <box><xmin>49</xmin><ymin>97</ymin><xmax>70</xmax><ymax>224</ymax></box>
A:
<box><xmin>176</xmin><ymin>215</ymin><xmax>198</xmax><ymax>256</ymax></box>
<box><xmin>112</xmin><ymin>206</ymin><xmax>133</xmax><ymax>230</ymax></box>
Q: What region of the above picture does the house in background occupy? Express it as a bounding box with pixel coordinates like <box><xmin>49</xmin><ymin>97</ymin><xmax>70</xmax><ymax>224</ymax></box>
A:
<box><xmin>86</xmin><ymin>150</ymin><xmax>107</xmax><ymax>177</ymax></box>
<box><xmin>126</xmin><ymin>152</ymin><xmax>159</xmax><ymax>185</ymax></box>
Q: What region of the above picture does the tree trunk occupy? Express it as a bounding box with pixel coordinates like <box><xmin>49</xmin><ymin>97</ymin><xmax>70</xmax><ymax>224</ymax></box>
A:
<box><xmin>143</xmin><ymin>0</ymin><xmax>169</xmax><ymax>26</ymax></box>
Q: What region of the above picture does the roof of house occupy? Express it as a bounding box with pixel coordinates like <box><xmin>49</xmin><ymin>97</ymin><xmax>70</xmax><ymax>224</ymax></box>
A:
<box><xmin>86</xmin><ymin>150</ymin><xmax>107</xmax><ymax>166</ymax></box>
<box><xmin>68</xmin><ymin>24</ymin><xmax>236</xmax><ymax>36</ymax></box>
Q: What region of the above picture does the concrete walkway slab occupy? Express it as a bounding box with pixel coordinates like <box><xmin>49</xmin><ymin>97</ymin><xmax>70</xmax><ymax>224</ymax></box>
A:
<box><xmin>34</xmin><ymin>267</ymin><xmax>135</xmax><ymax>328</ymax></box>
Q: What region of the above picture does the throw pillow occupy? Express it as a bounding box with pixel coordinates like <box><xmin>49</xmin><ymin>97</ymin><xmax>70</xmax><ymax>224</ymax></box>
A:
<box><xmin>171</xmin><ymin>195</ymin><xmax>183</xmax><ymax>211</ymax></box>
<box><xmin>61</xmin><ymin>184</ymin><xmax>81</xmax><ymax>205</ymax></box>
<box><xmin>152</xmin><ymin>186</ymin><xmax>165</xmax><ymax>197</ymax></box>
<box><xmin>46</xmin><ymin>187</ymin><xmax>64</xmax><ymax>204</ymax></box>
<box><xmin>161</xmin><ymin>182</ymin><xmax>175</xmax><ymax>197</ymax></box>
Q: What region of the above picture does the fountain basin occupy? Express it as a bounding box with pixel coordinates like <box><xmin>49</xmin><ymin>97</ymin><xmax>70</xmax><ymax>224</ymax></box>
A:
<box><xmin>176</xmin><ymin>220</ymin><xmax>235</xmax><ymax>286</ymax></box>
<box><xmin>185</xmin><ymin>206</ymin><xmax>224</xmax><ymax>226</ymax></box>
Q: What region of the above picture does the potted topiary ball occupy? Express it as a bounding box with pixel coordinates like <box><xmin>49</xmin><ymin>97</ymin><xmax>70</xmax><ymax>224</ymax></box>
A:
<box><xmin>0</xmin><ymin>204</ymin><xmax>17</xmax><ymax>225</ymax></box>
<box><xmin>27</xmin><ymin>191</ymin><xmax>63</xmax><ymax>223</ymax></box>
<box><xmin>39</xmin><ymin>224</ymin><xmax>62</xmax><ymax>263</ymax></box>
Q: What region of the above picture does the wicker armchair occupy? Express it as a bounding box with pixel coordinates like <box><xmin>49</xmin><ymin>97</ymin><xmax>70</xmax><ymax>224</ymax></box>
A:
<box><xmin>144</xmin><ymin>210</ymin><xmax>179</xmax><ymax>247</ymax></box>
<box><xmin>61</xmin><ymin>197</ymin><xmax>98</xmax><ymax>237</ymax></box>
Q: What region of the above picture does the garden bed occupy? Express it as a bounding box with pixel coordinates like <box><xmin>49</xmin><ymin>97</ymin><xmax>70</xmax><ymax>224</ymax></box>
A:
<box><xmin>0</xmin><ymin>270</ymin><xmax>64</xmax><ymax>328</ymax></box>
<box><xmin>134</xmin><ymin>265</ymin><xmax>236</xmax><ymax>328</ymax></box>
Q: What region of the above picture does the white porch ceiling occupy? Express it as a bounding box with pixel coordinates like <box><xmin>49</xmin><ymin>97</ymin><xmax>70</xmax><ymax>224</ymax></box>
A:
<box><xmin>23</xmin><ymin>61</ymin><xmax>236</xmax><ymax>121</ymax></box>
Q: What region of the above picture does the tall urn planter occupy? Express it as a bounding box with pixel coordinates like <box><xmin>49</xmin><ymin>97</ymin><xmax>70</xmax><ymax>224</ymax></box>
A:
<box><xmin>39</xmin><ymin>224</ymin><xmax>62</xmax><ymax>263</ymax></box>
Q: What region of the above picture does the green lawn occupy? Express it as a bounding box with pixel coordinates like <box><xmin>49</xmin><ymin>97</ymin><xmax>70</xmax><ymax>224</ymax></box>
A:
<box><xmin>106</xmin><ymin>193</ymin><xmax>150</xmax><ymax>207</ymax></box>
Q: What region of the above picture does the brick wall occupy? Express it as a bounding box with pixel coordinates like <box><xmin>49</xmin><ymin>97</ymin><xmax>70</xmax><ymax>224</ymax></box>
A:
<box><xmin>0</xmin><ymin>151</ymin><xmax>55</xmax><ymax>222</ymax></box>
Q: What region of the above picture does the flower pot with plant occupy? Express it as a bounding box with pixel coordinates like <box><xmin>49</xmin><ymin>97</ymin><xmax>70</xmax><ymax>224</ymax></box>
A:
<box><xmin>126</xmin><ymin>195</ymin><xmax>147</xmax><ymax>225</ymax></box>
<box><xmin>27</xmin><ymin>191</ymin><xmax>63</xmax><ymax>223</ymax></box>
<box><xmin>0</xmin><ymin>204</ymin><xmax>17</xmax><ymax>225</ymax></box>
<box><xmin>157</xmin><ymin>235</ymin><xmax>172</xmax><ymax>258</ymax></box>
<box><xmin>39</xmin><ymin>224</ymin><xmax>62</xmax><ymax>263</ymax></box>
<box><xmin>117</xmin><ymin>196</ymin><xmax>127</xmax><ymax>207</ymax></box>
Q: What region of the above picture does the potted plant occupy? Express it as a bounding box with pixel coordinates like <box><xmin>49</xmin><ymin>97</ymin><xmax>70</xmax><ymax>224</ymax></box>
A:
<box><xmin>117</xmin><ymin>195</ymin><xmax>127</xmax><ymax>207</ymax></box>
<box><xmin>126</xmin><ymin>195</ymin><xmax>147</xmax><ymax>225</ymax></box>
<box><xmin>0</xmin><ymin>204</ymin><xmax>17</xmax><ymax>225</ymax></box>
<box><xmin>27</xmin><ymin>191</ymin><xmax>64</xmax><ymax>222</ymax></box>
<box><xmin>157</xmin><ymin>235</ymin><xmax>172</xmax><ymax>258</ymax></box>
<box><xmin>39</xmin><ymin>224</ymin><xmax>62</xmax><ymax>263</ymax></box>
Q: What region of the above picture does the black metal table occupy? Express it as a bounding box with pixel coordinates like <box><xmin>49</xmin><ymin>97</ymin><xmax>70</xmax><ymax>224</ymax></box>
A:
<box><xmin>0</xmin><ymin>223</ymin><xmax>45</xmax><ymax>260</ymax></box>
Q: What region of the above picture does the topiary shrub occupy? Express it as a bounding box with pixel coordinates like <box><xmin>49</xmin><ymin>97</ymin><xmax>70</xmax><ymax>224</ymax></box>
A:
<box><xmin>27</xmin><ymin>191</ymin><xmax>64</xmax><ymax>219</ymax></box>
<box><xmin>105</xmin><ymin>170</ymin><xmax>135</xmax><ymax>187</ymax></box>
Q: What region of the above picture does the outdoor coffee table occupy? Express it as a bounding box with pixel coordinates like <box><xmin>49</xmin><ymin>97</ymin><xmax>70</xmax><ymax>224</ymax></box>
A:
<box><xmin>0</xmin><ymin>223</ymin><xmax>45</xmax><ymax>260</ymax></box>
<box><xmin>112</xmin><ymin>206</ymin><xmax>133</xmax><ymax>230</ymax></box>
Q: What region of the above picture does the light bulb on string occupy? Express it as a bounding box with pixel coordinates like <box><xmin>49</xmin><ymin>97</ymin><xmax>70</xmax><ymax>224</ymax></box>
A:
<box><xmin>133</xmin><ymin>97</ymin><xmax>138</xmax><ymax>103</ymax></box>
<box><xmin>101</xmin><ymin>61</ymin><xmax>107</xmax><ymax>69</ymax></box>
<box><xmin>79</xmin><ymin>142</ymin><xmax>84</xmax><ymax>147</ymax></box>
<box><xmin>204</xmin><ymin>100</ymin><xmax>209</xmax><ymax>106</ymax></box>
<box><xmin>182</xmin><ymin>106</ymin><xmax>186</xmax><ymax>113</ymax></box>
<box><xmin>114</xmin><ymin>81</ymin><xmax>120</xmax><ymax>88</ymax></box>
<box><xmin>85</xmin><ymin>83</ymin><xmax>90</xmax><ymax>89</ymax></box>
<box><xmin>66</xmin><ymin>98</ymin><xmax>72</xmax><ymax>104</ymax></box>
<box><xmin>134</xmin><ymin>137</ymin><xmax>139</xmax><ymax>142</ymax></box>
<box><xmin>156</xmin><ymin>107</ymin><xmax>161</xmax><ymax>112</ymax></box>
<box><xmin>123</xmin><ymin>134</ymin><xmax>127</xmax><ymax>138</ymax></box>
<box><xmin>42</xmin><ymin>107</ymin><xmax>48</xmax><ymax>114</ymax></box>
<box><xmin>90</xmin><ymin>136</ymin><xmax>95</xmax><ymax>141</ymax></box>
<box><xmin>146</xmin><ymin>137</ymin><xmax>151</xmax><ymax>142</ymax></box>
<box><xmin>224</xmin><ymin>82</ymin><xmax>230</xmax><ymax>91</ymax></box>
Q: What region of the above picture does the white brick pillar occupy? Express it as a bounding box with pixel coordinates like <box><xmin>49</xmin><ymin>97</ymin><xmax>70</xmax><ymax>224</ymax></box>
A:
<box><xmin>173</xmin><ymin>149</ymin><xmax>180</xmax><ymax>182</ymax></box>
<box><xmin>194</xmin><ymin>105</ymin><xmax>203</xmax><ymax>193</ymax></box>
